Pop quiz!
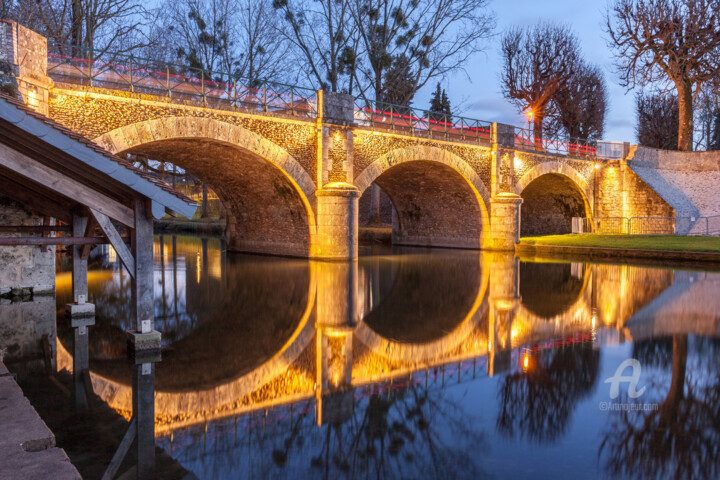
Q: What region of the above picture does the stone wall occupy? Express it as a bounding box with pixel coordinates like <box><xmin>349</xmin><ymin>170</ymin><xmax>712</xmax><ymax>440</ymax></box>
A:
<box><xmin>626</xmin><ymin>146</ymin><xmax>720</xmax><ymax>218</ymax></box>
<box><xmin>49</xmin><ymin>89</ymin><xmax>319</xmax><ymax>182</ymax></box>
<box><xmin>622</xmin><ymin>164</ymin><xmax>674</xmax><ymax>218</ymax></box>
<box><xmin>1</xmin><ymin>21</ymin><xmax>51</xmax><ymax>114</ymax></box>
<box><xmin>0</xmin><ymin>295</ymin><xmax>56</xmax><ymax>368</ymax></box>
<box><xmin>595</xmin><ymin>161</ymin><xmax>623</xmax><ymax>218</ymax></box>
<box><xmin>0</xmin><ymin>197</ymin><xmax>55</xmax><ymax>297</ymax></box>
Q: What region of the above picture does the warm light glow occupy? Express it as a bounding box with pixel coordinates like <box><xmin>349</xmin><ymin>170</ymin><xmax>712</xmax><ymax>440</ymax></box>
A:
<box><xmin>108</xmin><ymin>245</ymin><xmax>117</xmax><ymax>263</ymax></box>
<box><xmin>27</xmin><ymin>88</ymin><xmax>40</xmax><ymax>109</ymax></box>
<box><xmin>526</xmin><ymin>110</ymin><xmax>533</xmax><ymax>119</ymax></box>
<box><xmin>594</xmin><ymin>163</ymin><xmax>600</xmax><ymax>170</ymax></box>
<box><xmin>523</xmin><ymin>353</ymin><xmax>530</xmax><ymax>371</ymax></box>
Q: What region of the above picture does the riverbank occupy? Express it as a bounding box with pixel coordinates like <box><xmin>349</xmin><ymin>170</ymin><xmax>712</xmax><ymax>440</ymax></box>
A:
<box><xmin>0</xmin><ymin>360</ymin><xmax>81</xmax><ymax>480</ymax></box>
<box><xmin>518</xmin><ymin>234</ymin><xmax>720</xmax><ymax>263</ymax></box>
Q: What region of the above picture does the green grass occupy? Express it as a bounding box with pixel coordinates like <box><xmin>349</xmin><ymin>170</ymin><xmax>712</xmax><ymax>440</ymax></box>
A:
<box><xmin>520</xmin><ymin>234</ymin><xmax>720</xmax><ymax>253</ymax></box>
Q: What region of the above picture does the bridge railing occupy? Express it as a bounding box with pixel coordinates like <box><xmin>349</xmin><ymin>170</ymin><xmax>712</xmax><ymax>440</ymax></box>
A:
<box><xmin>46</xmin><ymin>42</ymin><xmax>317</xmax><ymax>117</ymax></box>
<box><xmin>354</xmin><ymin>99</ymin><xmax>493</xmax><ymax>145</ymax></box>
<box><xmin>514</xmin><ymin>126</ymin><xmax>597</xmax><ymax>159</ymax></box>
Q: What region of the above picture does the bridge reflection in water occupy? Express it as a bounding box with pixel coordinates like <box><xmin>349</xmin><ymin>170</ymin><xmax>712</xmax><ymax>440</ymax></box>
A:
<box><xmin>47</xmin><ymin>236</ymin><xmax>720</xmax><ymax>479</ymax></box>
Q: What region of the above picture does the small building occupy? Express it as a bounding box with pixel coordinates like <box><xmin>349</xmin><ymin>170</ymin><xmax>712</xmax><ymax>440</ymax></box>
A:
<box><xmin>0</xmin><ymin>91</ymin><xmax>197</xmax><ymax>478</ymax></box>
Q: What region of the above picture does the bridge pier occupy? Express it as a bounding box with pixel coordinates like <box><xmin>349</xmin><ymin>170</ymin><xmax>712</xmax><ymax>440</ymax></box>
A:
<box><xmin>312</xmin><ymin>183</ymin><xmax>359</xmax><ymax>260</ymax></box>
<box><xmin>486</xmin><ymin>252</ymin><xmax>520</xmax><ymax>376</ymax></box>
<box><xmin>314</xmin><ymin>260</ymin><xmax>358</xmax><ymax>425</ymax></box>
<box><xmin>484</xmin><ymin>193</ymin><xmax>523</xmax><ymax>251</ymax></box>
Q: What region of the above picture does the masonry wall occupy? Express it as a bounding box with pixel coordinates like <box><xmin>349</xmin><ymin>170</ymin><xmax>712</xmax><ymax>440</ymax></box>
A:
<box><xmin>48</xmin><ymin>89</ymin><xmax>319</xmax><ymax>182</ymax></box>
<box><xmin>621</xmin><ymin>165</ymin><xmax>674</xmax><ymax>218</ymax></box>
<box><xmin>0</xmin><ymin>295</ymin><xmax>56</xmax><ymax>369</ymax></box>
<box><xmin>595</xmin><ymin>161</ymin><xmax>623</xmax><ymax>218</ymax></box>
<box><xmin>0</xmin><ymin>196</ymin><xmax>55</xmax><ymax>297</ymax></box>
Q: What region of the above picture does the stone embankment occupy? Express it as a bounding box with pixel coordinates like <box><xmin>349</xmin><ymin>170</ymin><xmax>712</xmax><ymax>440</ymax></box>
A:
<box><xmin>627</xmin><ymin>146</ymin><xmax>720</xmax><ymax>219</ymax></box>
<box><xmin>0</xmin><ymin>360</ymin><xmax>81</xmax><ymax>480</ymax></box>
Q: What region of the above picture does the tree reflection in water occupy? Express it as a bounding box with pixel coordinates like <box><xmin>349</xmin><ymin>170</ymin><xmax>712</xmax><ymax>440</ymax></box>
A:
<box><xmin>496</xmin><ymin>342</ymin><xmax>600</xmax><ymax>442</ymax></box>
<box><xmin>600</xmin><ymin>335</ymin><xmax>720</xmax><ymax>480</ymax></box>
<box><xmin>269</xmin><ymin>385</ymin><xmax>487</xmax><ymax>479</ymax></box>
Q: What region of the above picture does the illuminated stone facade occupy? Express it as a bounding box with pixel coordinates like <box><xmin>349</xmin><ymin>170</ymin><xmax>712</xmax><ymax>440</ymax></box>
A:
<box><xmin>3</xmin><ymin>23</ymin><xmax>687</xmax><ymax>257</ymax></box>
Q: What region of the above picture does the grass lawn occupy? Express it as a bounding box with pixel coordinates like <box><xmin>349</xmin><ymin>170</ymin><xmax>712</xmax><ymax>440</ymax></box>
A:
<box><xmin>519</xmin><ymin>234</ymin><xmax>720</xmax><ymax>253</ymax></box>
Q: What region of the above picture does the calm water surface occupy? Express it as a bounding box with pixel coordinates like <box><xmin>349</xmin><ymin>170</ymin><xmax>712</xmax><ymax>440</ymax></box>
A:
<box><xmin>19</xmin><ymin>235</ymin><xmax>720</xmax><ymax>479</ymax></box>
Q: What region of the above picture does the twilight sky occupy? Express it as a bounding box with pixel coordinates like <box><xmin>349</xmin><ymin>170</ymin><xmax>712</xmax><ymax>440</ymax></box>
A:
<box><xmin>415</xmin><ymin>0</ymin><xmax>636</xmax><ymax>142</ymax></box>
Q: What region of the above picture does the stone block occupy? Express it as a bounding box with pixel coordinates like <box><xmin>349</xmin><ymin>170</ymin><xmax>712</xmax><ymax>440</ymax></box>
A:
<box><xmin>126</xmin><ymin>330</ymin><xmax>162</xmax><ymax>351</ymax></box>
<box><xmin>65</xmin><ymin>302</ymin><xmax>95</xmax><ymax>318</ymax></box>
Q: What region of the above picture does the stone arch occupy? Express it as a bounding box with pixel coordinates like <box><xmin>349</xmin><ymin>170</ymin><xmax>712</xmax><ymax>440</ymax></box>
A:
<box><xmin>354</xmin><ymin>145</ymin><xmax>491</xmax><ymax>249</ymax></box>
<box><xmin>515</xmin><ymin>161</ymin><xmax>593</xmax><ymax>236</ymax></box>
<box><xmin>513</xmin><ymin>266</ymin><xmax>594</xmax><ymax>345</ymax></box>
<box><xmin>94</xmin><ymin>117</ymin><xmax>316</xmax><ymax>256</ymax></box>
<box><xmin>354</xmin><ymin>259</ymin><xmax>490</xmax><ymax>364</ymax></box>
<box><xmin>56</xmin><ymin>268</ymin><xmax>318</xmax><ymax>419</ymax></box>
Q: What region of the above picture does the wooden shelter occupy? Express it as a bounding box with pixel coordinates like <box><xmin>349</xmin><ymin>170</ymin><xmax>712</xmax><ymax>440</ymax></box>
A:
<box><xmin>0</xmin><ymin>92</ymin><xmax>196</xmax><ymax>342</ymax></box>
<box><xmin>0</xmin><ymin>92</ymin><xmax>197</xmax><ymax>477</ymax></box>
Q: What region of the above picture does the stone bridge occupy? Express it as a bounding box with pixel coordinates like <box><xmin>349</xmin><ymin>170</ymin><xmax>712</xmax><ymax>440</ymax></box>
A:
<box><xmin>3</xmin><ymin>21</ymin><xmax>674</xmax><ymax>259</ymax></box>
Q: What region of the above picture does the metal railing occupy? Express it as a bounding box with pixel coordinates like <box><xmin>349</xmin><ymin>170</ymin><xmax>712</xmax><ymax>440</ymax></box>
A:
<box><xmin>45</xmin><ymin>42</ymin><xmax>600</xmax><ymax>159</ymax></box>
<box><xmin>572</xmin><ymin>216</ymin><xmax>720</xmax><ymax>236</ymax></box>
<box><xmin>514</xmin><ymin>126</ymin><xmax>597</xmax><ymax>158</ymax></box>
<box><xmin>354</xmin><ymin>99</ymin><xmax>493</xmax><ymax>145</ymax></box>
<box><xmin>47</xmin><ymin>42</ymin><xmax>317</xmax><ymax>117</ymax></box>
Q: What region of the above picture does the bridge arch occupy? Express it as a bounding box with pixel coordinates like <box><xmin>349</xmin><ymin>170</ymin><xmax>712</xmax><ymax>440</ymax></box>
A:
<box><xmin>94</xmin><ymin>117</ymin><xmax>317</xmax><ymax>256</ymax></box>
<box><xmin>515</xmin><ymin>161</ymin><xmax>592</xmax><ymax>236</ymax></box>
<box><xmin>355</xmin><ymin>145</ymin><xmax>490</xmax><ymax>249</ymax></box>
<box><xmin>355</xmin><ymin>253</ymin><xmax>490</xmax><ymax>364</ymax></box>
<box><xmin>57</xmin><ymin>264</ymin><xmax>318</xmax><ymax>419</ymax></box>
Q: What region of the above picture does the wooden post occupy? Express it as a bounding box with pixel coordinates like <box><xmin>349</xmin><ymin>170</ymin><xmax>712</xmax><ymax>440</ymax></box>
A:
<box><xmin>128</xmin><ymin>199</ymin><xmax>160</xmax><ymax>351</ymax></box>
<box><xmin>132</xmin><ymin>352</ymin><xmax>158</xmax><ymax>479</ymax></box>
<box><xmin>71</xmin><ymin>214</ymin><xmax>89</xmax><ymax>303</ymax></box>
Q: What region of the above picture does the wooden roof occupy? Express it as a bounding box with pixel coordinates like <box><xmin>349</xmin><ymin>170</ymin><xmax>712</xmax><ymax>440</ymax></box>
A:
<box><xmin>0</xmin><ymin>93</ymin><xmax>197</xmax><ymax>225</ymax></box>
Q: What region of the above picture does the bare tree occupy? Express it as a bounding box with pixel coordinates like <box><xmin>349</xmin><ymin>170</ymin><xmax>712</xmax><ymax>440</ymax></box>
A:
<box><xmin>233</xmin><ymin>0</ymin><xmax>289</xmax><ymax>83</ymax></box>
<box><xmin>161</xmin><ymin>0</ymin><xmax>238</xmax><ymax>78</ymax></box>
<box><xmin>606</xmin><ymin>0</ymin><xmax>720</xmax><ymax>151</ymax></box>
<box><xmin>350</xmin><ymin>0</ymin><xmax>496</xmax><ymax>106</ymax></box>
<box><xmin>636</xmin><ymin>91</ymin><xmax>680</xmax><ymax>150</ymax></box>
<box><xmin>547</xmin><ymin>62</ymin><xmax>608</xmax><ymax>143</ymax></box>
<box><xmin>500</xmin><ymin>22</ymin><xmax>580</xmax><ymax>141</ymax></box>
<box><xmin>693</xmin><ymin>88</ymin><xmax>720</xmax><ymax>151</ymax></box>
<box><xmin>5</xmin><ymin>0</ymin><xmax>152</xmax><ymax>57</ymax></box>
<box><xmin>272</xmin><ymin>0</ymin><xmax>356</xmax><ymax>92</ymax></box>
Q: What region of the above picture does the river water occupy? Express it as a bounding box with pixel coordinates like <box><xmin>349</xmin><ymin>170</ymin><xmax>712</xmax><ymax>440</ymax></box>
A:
<box><xmin>12</xmin><ymin>235</ymin><xmax>720</xmax><ymax>479</ymax></box>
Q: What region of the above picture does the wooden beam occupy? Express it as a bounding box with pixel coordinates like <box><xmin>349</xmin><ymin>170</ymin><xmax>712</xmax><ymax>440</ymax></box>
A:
<box><xmin>0</xmin><ymin>143</ymin><xmax>135</xmax><ymax>227</ymax></box>
<box><xmin>0</xmin><ymin>173</ymin><xmax>73</xmax><ymax>223</ymax></box>
<box><xmin>101</xmin><ymin>418</ymin><xmax>136</xmax><ymax>480</ymax></box>
<box><xmin>131</xmin><ymin>199</ymin><xmax>154</xmax><ymax>333</ymax></box>
<box><xmin>0</xmin><ymin>237</ymin><xmax>109</xmax><ymax>246</ymax></box>
<box><xmin>90</xmin><ymin>208</ymin><xmax>135</xmax><ymax>278</ymax></box>
<box><xmin>80</xmin><ymin>215</ymin><xmax>98</xmax><ymax>260</ymax></box>
<box><xmin>0</xmin><ymin>225</ymin><xmax>71</xmax><ymax>233</ymax></box>
<box><xmin>71</xmin><ymin>214</ymin><xmax>88</xmax><ymax>304</ymax></box>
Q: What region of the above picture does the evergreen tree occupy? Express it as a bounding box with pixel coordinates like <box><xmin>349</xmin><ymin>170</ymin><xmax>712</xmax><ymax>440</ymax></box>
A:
<box><xmin>379</xmin><ymin>55</ymin><xmax>415</xmax><ymax>114</ymax></box>
<box><xmin>441</xmin><ymin>89</ymin><xmax>451</xmax><ymax>116</ymax></box>
<box><xmin>428</xmin><ymin>82</ymin><xmax>452</xmax><ymax>122</ymax></box>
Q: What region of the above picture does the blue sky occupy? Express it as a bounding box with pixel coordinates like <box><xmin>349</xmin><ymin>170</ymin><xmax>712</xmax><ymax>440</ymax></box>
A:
<box><xmin>415</xmin><ymin>0</ymin><xmax>636</xmax><ymax>142</ymax></box>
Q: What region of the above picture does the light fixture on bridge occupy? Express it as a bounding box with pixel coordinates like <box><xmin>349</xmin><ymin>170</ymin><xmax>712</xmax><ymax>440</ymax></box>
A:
<box><xmin>594</xmin><ymin>163</ymin><xmax>600</xmax><ymax>170</ymax></box>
